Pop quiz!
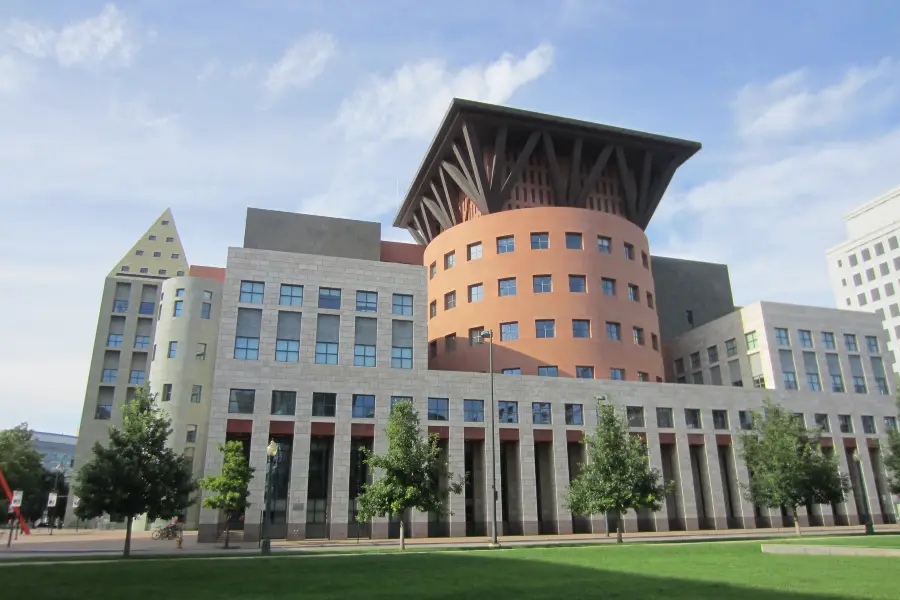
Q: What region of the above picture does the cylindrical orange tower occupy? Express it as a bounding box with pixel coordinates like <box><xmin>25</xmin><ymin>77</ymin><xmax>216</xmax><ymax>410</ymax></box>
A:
<box><xmin>393</xmin><ymin>100</ymin><xmax>700</xmax><ymax>381</ymax></box>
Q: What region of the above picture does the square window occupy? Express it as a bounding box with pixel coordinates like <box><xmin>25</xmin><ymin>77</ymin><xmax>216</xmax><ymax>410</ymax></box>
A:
<box><xmin>605</xmin><ymin>322</ymin><xmax>621</xmax><ymax>341</ymax></box>
<box><xmin>469</xmin><ymin>327</ymin><xmax>485</xmax><ymax>345</ymax></box>
<box><xmin>185</xmin><ymin>424</ymin><xmax>198</xmax><ymax>444</ymax></box>
<box><xmin>775</xmin><ymin>327</ymin><xmax>789</xmax><ymax>346</ymax></box>
<box><xmin>464</xmin><ymin>399</ymin><xmax>484</xmax><ymax>422</ymax></box>
<box><xmin>134</xmin><ymin>335</ymin><xmax>150</xmax><ymax>349</ymax></box>
<box><xmin>500</xmin><ymin>322</ymin><xmax>519</xmax><ymax>341</ymax></box>
<box><xmin>190</xmin><ymin>385</ymin><xmax>202</xmax><ymax>403</ymax></box>
<box><xmin>196</xmin><ymin>343</ymin><xmax>207</xmax><ymax>360</ymax></box>
<box><xmin>391</xmin><ymin>346</ymin><xmax>413</xmax><ymax>369</ymax></box>
<box><xmin>597</xmin><ymin>236</ymin><xmax>612</xmax><ymax>253</ymax></box>
<box><xmin>107</xmin><ymin>333</ymin><xmax>123</xmax><ymax>347</ymax></box>
<box><xmin>623</xmin><ymin>243</ymin><xmax>635</xmax><ymax>260</ymax></box>
<box><xmin>576</xmin><ymin>366</ymin><xmax>594</xmax><ymax>379</ymax></box>
<box><xmin>352</xmin><ymin>395</ymin><xmax>376</xmax><ymax>419</ymax></box>
<box><xmin>531</xmin><ymin>232</ymin><xmax>550</xmax><ymax>249</ymax></box>
<box><xmin>876</xmin><ymin>242</ymin><xmax>885</xmax><ymax>256</ymax></box>
<box><xmin>713</xmin><ymin>410</ymin><xmax>729</xmax><ymax>430</ymax></box>
<box><xmin>356</xmin><ymin>290</ymin><xmax>378</xmax><ymax>312</ymax></box>
<box><xmin>428</xmin><ymin>397</ymin><xmax>449</xmax><ymax>421</ymax></box>
<box><xmin>685</xmin><ymin>408</ymin><xmax>702</xmax><ymax>429</ymax></box>
<box><xmin>468</xmin><ymin>283</ymin><xmax>484</xmax><ymax>302</ymax></box>
<box><xmin>315</xmin><ymin>342</ymin><xmax>338</xmax><ymax>364</ymax></box>
<box><xmin>814</xmin><ymin>413</ymin><xmax>829</xmax><ymax>431</ymax></box>
<box><xmin>844</xmin><ymin>333</ymin><xmax>858</xmax><ymax>352</ymax></box>
<box><xmin>569</xmin><ymin>275</ymin><xmax>586</xmax><ymax>293</ymax></box>
<box><xmin>171</xmin><ymin>253</ymin><xmax>180</xmax><ymax>259</ymax></box>
<box><xmin>739</xmin><ymin>411</ymin><xmax>753</xmax><ymax>430</ymax></box>
<box><xmin>113</xmin><ymin>299</ymin><xmax>129</xmax><ymax>313</ymax></box>
<box><xmin>135</xmin><ymin>250</ymin><xmax>144</xmax><ymax>256</ymax></box>
<box><xmin>675</xmin><ymin>358</ymin><xmax>685</xmax><ymax>374</ymax></box>
<box><xmin>573</xmin><ymin>319</ymin><xmax>591</xmax><ymax>338</ymax></box>
<box><xmin>497</xmin><ymin>236</ymin><xmax>515</xmax><ymax>254</ymax></box>
<box><xmin>312</xmin><ymin>392</ymin><xmax>336</xmax><ymax>417</ymax></box>
<box><xmin>601</xmin><ymin>278</ymin><xmax>616</xmax><ymax>296</ymax></box>
<box><xmin>275</xmin><ymin>339</ymin><xmax>300</xmax><ymax>362</ymax></box>
<box><xmin>234</xmin><ymin>336</ymin><xmax>259</xmax><ymax>360</ymax></box>
<box><xmin>167</xmin><ymin>341</ymin><xmax>178</xmax><ymax>358</ymax></box>
<box><xmin>626</xmin><ymin>406</ymin><xmax>644</xmax><ymax>427</ymax></box>
<box><xmin>166</xmin><ymin>237</ymin><xmax>174</xmax><ymax>243</ymax></box>
<box><xmin>120</xmin><ymin>266</ymin><xmax>130</xmax><ymax>272</ymax></box>
<box><xmin>153</xmin><ymin>251</ymin><xmax>161</xmax><ymax>258</ymax></box>
<box><xmin>862</xmin><ymin>415</ymin><xmax>877</xmax><ymax>435</ymax></box>
<box><xmin>656</xmin><ymin>408</ymin><xmax>674</xmax><ymax>428</ymax></box>
<box><xmin>139</xmin><ymin>268</ymin><xmax>148</xmax><ymax>274</ymax></box>
<box><xmin>175</xmin><ymin>288</ymin><xmax>185</xmax><ymax>297</ymax></box>
<box><xmin>633</xmin><ymin>327</ymin><xmax>645</xmax><ymax>346</ymax></box>
<box><xmin>158</xmin><ymin>269</ymin><xmax>167</xmax><ymax>275</ymax></box>
<box><xmin>173</xmin><ymin>300</ymin><xmax>183</xmax><ymax>317</ymax></box>
<box><xmin>532</xmin><ymin>402</ymin><xmax>552</xmax><ymax>425</ymax></box>
<box><xmin>884</xmin><ymin>416</ymin><xmax>898</xmax><ymax>433</ymax></box>
<box><xmin>498</xmin><ymin>401</ymin><xmax>518</xmax><ymax>423</ymax></box>
<box><xmin>318</xmin><ymin>287</ymin><xmax>342</xmax><ymax>309</ymax></box>
<box><xmin>239</xmin><ymin>281</ymin><xmax>264</xmax><ymax>303</ymax></box>
<box><xmin>745</xmin><ymin>331</ymin><xmax>758</xmax><ymax>350</ymax></box>
<box><xmin>536</xmin><ymin>319</ymin><xmax>555</xmax><ymax>338</ymax></box>
<box><xmin>201</xmin><ymin>302</ymin><xmax>212</xmax><ymax>319</ymax></box>
<box><xmin>538</xmin><ymin>366</ymin><xmax>558</xmax><ymax>377</ymax></box>
<box><xmin>444</xmin><ymin>291</ymin><xmax>456</xmax><ymax>310</ymax></box>
<box><xmin>128</xmin><ymin>370</ymin><xmax>144</xmax><ymax>385</ymax></box>
<box><xmin>228</xmin><ymin>389</ymin><xmax>255</xmax><ymax>414</ymax></box>
<box><xmin>392</xmin><ymin>294</ymin><xmax>413</xmax><ymax>316</ymax></box>
<box><xmin>638</xmin><ymin>371</ymin><xmax>649</xmax><ymax>382</ymax></box>
<box><xmin>610</xmin><ymin>368</ymin><xmax>625</xmax><ymax>380</ymax></box>
<box><xmin>866</xmin><ymin>335</ymin><xmax>879</xmax><ymax>354</ymax></box>
<box><xmin>444</xmin><ymin>251</ymin><xmax>456</xmax><ymax>269</ymax></box>
<box><xmin>707</xmin><ymin>345</ymin><xmax>719</xmax><ymax>363</ymax></box>
<box><xmin>565</xmin><ymin>232</ymin><xmax>583</xmax><ymax>250</ymax></box>
<box><xmin>565</xmin><ymin>404</ymin><xmax>583</xmax><ymax>425</ymax></box>
<box><xmin>533</xmin><ymin>275</ymin><xmax>552</xmax><ymax>293</ymax></box>
<box><xmin>502</xmin><ymin>368</ymin><xmax>521</xmax><ymax>375</ymax></box>
<box><xmin>353</xmin><ymin>344</ymin><xmax>376</xmax><ymax>367</ymax></box>
<box><xmin>880</xmin><ymin>262</ymin><xmax>890</xmax><ymax>276</ymax></box>
<box><xmin>838</xmin><ymin>414</ymin><xmax>853</xmax><ymax>434</ymax></box>
<box><xmin>628</xmin><ymin>284</ymin><xmax>639</xmax><ymax>302</ymax></box>
<box><xmin>862</xmin><ymin>248</ymin><xmax>871</xmax><ymax>261</ymax></box>
<box><xmin>271</xmin><ymin>390</ymin><xmax>297</xmax><ymax>416</ymax></box>
<box><xmin>467</xmin><ymin>242</ymin><xmax>483</xmax><ymax>261</ymax></box>
<box><xmin>279</xmin><ymin>284</ymin><xmax>303</xmax><ymax>306</ymax></box>
<box><xmin>499</xmin><ymin>277</ymin><xmax>517</xmax><ymax>296</ymax></box>
<box><xmin>822</xmin><ymin>332</ymin><xmax>836</xmax><ymax>350</ymax></box>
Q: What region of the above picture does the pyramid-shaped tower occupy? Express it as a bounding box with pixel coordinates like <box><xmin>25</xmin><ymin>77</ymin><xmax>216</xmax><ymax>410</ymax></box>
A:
<box><xmin>108</xmin><ymin>208</ymin><xmax>189</xmax><ymax>278</ymax></box>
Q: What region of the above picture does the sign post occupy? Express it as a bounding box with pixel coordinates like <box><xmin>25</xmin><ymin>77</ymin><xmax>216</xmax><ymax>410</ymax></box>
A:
<box><xmin>6</xmin><ymin>491</ymin><xmax>22</xmax><ymax>548</ymax></box>
<box><xmin>0</xmin><ymin>470</ymin><xmax>30</xmax><ymax>536</ymax></box>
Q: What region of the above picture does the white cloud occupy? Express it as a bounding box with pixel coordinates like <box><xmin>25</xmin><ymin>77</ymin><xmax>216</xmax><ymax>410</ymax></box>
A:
<box><xmin>4</xmin><ymin>4</ymin><xmax>136</xmax><ymax>68</ymax></box>
<box><xmin>0</xmin><ymin>53</ymin><xmax>29</xmax><ymax>94</ymax></box>
<box><xmin>733</xmin><ymin>58</ymin><xmax>897</xmax><ymax>139</ymax></box>
<box><xmin>264</xmin><ymin>32</ymin><xmax>336</xmax><ymax>95</ymax></box>
<box><xmin>336</xmin><ymin>42</ymin><xmax>555</xmax><ymax>140</ymax></box>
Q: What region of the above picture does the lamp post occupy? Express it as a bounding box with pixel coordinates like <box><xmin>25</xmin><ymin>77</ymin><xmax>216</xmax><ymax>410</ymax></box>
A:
<box><xmin>48</xmin><ymin>465</ymin><xmax>62</xmax><ymax>536</ymax></box>
<box><xmin>261</xmin><ymin>440</ymin><xmax>279</xmax><ymax>555</ymax></box>
<box><xmin>851</xmin><ymin>450</ymin><xmax>875</xmax><ymax>535</ymax></box>
<box><xmin>480</xmin><ymin>330</ymin><xmax>499</xmax><ymax>548</ymax></box>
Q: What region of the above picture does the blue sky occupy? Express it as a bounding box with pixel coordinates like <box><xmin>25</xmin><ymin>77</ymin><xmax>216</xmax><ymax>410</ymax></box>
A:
<box><xmin>3</xmin><ymin>1</ymin><xmax>900</xmax><ymax>433</ymax></box>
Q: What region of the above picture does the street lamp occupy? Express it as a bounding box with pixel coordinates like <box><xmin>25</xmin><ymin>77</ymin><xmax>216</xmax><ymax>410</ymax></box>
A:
<box><xmin>480</xmin><ymin>330</ymin><xmax>499</xmax><ymax>548</ymax></box>
<box><xmin>48</xmin><ymin>464</ymin><xmax>62</xmax><ymax>536</ymax></box>
<box><xmin>261</xmin><ymin>440</ymin><xmax>279</xmax><ymax>555</ymax></box>
<box><xmin>851</xmin><ymin>450</ymin><xmax>875</xmax><ymax>535</ymax></box>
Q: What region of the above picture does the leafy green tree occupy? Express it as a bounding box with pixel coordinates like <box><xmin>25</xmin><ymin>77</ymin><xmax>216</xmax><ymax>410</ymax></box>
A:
<box><xmin>199</xmin><ymin>441</ymin><xmax>254</xmax><ymax>549</ymax></box>
<box><xmin>0</xmin><ymin>424</ymin><xmax>53</xmax><ymax>524</ymax></box>
<box><xmin>738</xmin><ymin>400</ymin><xmax>848</xmax><ymax>536</ymax></box>
<box><xmin>884</xmin><ymin>430</ymin><xmax>900</xmax><ymax>495</ymax></box>
<box><xmin>73</xmin><ymin>389</ymin><xmax>197</xmax><ymax>556</ymax></box>
<box><xmin>565</xmin><ymin>398</ymin><xmax>668</xmax><ymax>543</ymax></box>
<box><xmin>356</xmin><ymin>400</ymin><xmax>464</xmax><ymax>550</ymax></box>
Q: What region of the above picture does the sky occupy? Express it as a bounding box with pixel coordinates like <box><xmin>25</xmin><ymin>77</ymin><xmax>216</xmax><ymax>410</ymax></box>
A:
<box><xmin>2</xmin><ymin>1</ymin><xmax>900</xmax><ymax>434</ymax></box>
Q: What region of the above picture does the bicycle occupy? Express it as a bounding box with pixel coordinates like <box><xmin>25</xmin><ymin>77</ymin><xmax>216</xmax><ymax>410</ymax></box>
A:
<box><xmin>152</xmin><ymin>525</ymin><xmax>180</xmax><ymax>540</ymax></box>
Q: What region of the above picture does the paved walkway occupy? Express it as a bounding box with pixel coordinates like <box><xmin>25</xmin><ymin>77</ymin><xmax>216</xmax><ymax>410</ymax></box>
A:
<box><xmin>761</xmin><ymin>544</ymin><xmax>900</xmax><ymax>557</ymax></box>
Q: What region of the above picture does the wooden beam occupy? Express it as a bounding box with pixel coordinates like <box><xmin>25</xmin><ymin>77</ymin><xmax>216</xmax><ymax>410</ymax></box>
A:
<box><xmin>412</xmin><ymin>212</ymin><xmax>431</xmax><ymax>244</ymax></box>
<box><xmin>462</xmin><ymin>122</ymin><xmax>488</xmax><ymax>202</ymax></box>
<box><xmin>637</xmin><ymin>150</ymin><xmax>653</xmax><ymax>216</ymax></box>
<box><xmin>406</xmin><ymin>225</ymin><xmax>427</xmax><ymax>246</ymax></box>
<box><xmin>422</xmin><ymin>196</ymin><xmax>452</xmax><ymax>230</ymax></box>
<box><xmin>615</xmin><ymin>146</ymin><xmax>638</xmax><ymax>219</ymax></box>
<box><xmin>452</xmin><ymin>143</ymin><xmax>480</xmax><ymax>204</ymax></box>
<box><xmin>490</xmin><ymin>126</ymin><xmax>508</xmax><ymax>194</ymax></box>
<box><xmin>542</xmin><ymin>132</ymin><xmax>565</xmax><ymax>205</ymax></box>
<box><xmin>430</xmin><ymin>181</ymin><xmax>454</xmax><ymax>228</ymax></box>
<box><xmin>498</xmin><ymin>131</ymin><xmax>540</xmax><ymax>202</ymax></box>
<box><xmin>438</xmin><ymin>170</ymin><xmax>457</xmax><ymax>225</ymax></box>
<box><xmin>575</xmin><ymin>145</ymin><xmax>613</xmax><ymax>208</ymax></box>
<box><xmin>566</xmin><ymin>138</ymin><xmax>583</xmax><ymax>206</ymax></box>
<box><xmin>443</xmin><ymin>161</ymin><xmax>489</xmax><ymax>215</ymax></box>
<box><xmin>419</xmin><ymin>206</ymin><xmax>434</xmax><ymax>240</ymax></box>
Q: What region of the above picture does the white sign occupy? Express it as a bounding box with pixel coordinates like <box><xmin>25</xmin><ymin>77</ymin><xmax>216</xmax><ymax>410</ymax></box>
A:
<box><xmin>11</xmin><ymin>490</ymin><xmax>23</xmax><ymax>508</ymax></box>
<box><xmin>47</xmin><ymin>492</ymin><xmax>58</xmax><ymax>508</ymax></box>
<box><xmin>72</xmin><ymin>497</ymin><xmax>80</xmax><ymax>509</ymax></box>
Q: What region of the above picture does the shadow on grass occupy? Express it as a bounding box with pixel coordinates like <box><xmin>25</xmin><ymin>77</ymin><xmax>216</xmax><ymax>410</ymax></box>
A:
<box><xmin>2</xmin><ymin>544</ymin><xmax>895</xmax><ymax>600</ymax></box>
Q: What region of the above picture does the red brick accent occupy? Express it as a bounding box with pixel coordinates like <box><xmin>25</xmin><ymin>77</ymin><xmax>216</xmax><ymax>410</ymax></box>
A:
<box><xmin>380</xmin><ymin>241</ymin><xmax>425</xmax><ymax>265</ymax></box>
<box><xmin>533</xmin><ymin>429</ymin><xmax>553</xmax><ymax>442</ymax></box>
<box><xmin>269</xmin><ymin>421</ymin><xmax>294</xmax><ymax>435</ymax></box>
<box><xmin>428</xmin><ymin>426</ymin><xmax>450</xmax><ymax>439</ymax></box>
<box><xmin>464</xmin><ymin>427</ymin><xmax>485</xmax><ymax>440</ymax></box>
<box><xmin>820</xmin><ymin>437</ymin><xmax>833</xmax><ymax>448</ymax></box>
<box><xmin>499</xmin><ymin>428</ymin><xmax>519</xmax><ymax>441</ymax></box>
<box><xmin>351</xmin><ymin>423</ymin><xmax>375</xmax><ymax>438</ymax></box>
<box><xmin>189</xmin><ymin>265</ymin><xmax>226</xmax><ymax>283</ymax></box>
<box><xmin>566</xmin><ymin>430</ymin><xmax>584</xmax><ymax>442</ymax></box>
<box><xmin>658</xmin><ymin>432</ymin><xmax>676</xmax><ymax>444</ymax></box>
<box><xmin>843</xmin><ymin>437</ymin><xmax>858</xmax><ymax>449</ymax></box>
<box><xmin>688</xmin><ymin>433</ymin><xmax>705</xmax><ymax>446</ymax></box>
<box><xmin>867</xmin><ymin>438</ymin><xmax>880</xmax><ymax>449</ymax></box>
<box><xmin>310</xmin><ymin>422</ymin><xmax>335</xmax><ymax>436</ymax></box>
<box><xmin>715</xmin><ymin>434</ymin><xmax>732</xmax><ymax>446</ymax></box>
<box><xmin>226</xmin><ymin>419</ymin><xmax>252</xmax><ymax>434</ymax></box>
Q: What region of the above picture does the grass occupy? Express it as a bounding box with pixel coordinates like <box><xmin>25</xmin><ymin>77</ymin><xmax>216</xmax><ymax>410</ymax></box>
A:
<box><xmin>1</xmin><ymin>541</ymin><xmax>898</xmax><ymax>599</ymax></box>
<box><xmin>779</xmin><ymin>534</ymin><xmax>900</xmax><ymax>549</ymax></box>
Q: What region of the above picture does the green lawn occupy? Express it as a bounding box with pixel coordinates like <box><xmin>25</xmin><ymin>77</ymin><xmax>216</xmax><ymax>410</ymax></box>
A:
<box><xmin>780</xmin><ymin>534</ymin><xmax>900</xmax><ymax>549</ymax></box>
<box><xmin>2</xmin><ymin>541</ymin><xmax>897</xmax><ymax>599</ymax></box>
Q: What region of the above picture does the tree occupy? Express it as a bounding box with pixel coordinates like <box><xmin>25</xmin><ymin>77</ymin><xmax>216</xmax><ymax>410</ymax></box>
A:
<box><xmin>565</xmin><ymin>398</ymin><xmax>668</xmax><ymax>543</ymax></box>
<box><xmin>738</xmin><ymin>400</ymin><xmax>848</xmax><ymax>536</ymax></box>
<box><xmin>199</xmin><ymin>441</ymin><xmax>254</xmax><ymax>549</ymax></box>
<box><xmin>73</xmin><ymin>389</ymin><xmax>197</xmax><ymax>557</ymax></box>
<box><xmin>882</xmin><ymin>385</ymin><xmax>900</xmax><ymax>494</ymax></box>
<box><xmin>355</xmin><ymin>400</ymin><xmax>464</xmax><ymax>550</ymax></box>
<box><xmin>0</xmin><ymin>424</ymin><xmax>53</xmax><ymax>524</ymax></box>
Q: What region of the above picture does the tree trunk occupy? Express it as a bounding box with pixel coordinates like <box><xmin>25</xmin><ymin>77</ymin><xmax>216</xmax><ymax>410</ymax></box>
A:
<box><xmin>792</xmin><ymin>507</ymin><xmax>801</xmax><ymax>537</ymax></box>
<box><xmin>616</xmin><ymin>512</ymin><xmax>624</xmax><ymax>544</ymax></box>
<box><xmin>224</xmin><ymin>525</ymin><xmax>230</xmax><ymax>549</ymax></box>
<box><xmin>399</xmin><ymin>518</ymin><xmax>406</xmax><ymax>551</ymax></box>
<box><xmin>123</xmin><ymin>515</ymin><xmax>133</xmax><ymax>558</ymax></box>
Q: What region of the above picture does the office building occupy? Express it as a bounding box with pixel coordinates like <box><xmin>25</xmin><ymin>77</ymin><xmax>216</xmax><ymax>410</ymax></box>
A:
<box><xmin>32</xmin><ymin>431</ymin><xmax>77</xmax><ymax>479</ymax></box>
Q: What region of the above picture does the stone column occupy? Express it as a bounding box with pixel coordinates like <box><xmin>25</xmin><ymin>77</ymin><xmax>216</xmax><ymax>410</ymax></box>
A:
<box><xmin>485</xmin><ymin>422</ymin><xmax>502</xmax><ymax>540</ymax></box>
<box><xmin>835</xmin><ymin>444</ymin><xmax>860</xmax><ymax>525</ymax></box>
<box><xmin>329</xmin><ymin>420</ymin><xmax>352</xmax><ymax>540</ymax></box>
<box><xmin>732</xmin><ymin>459</ymin><xmax>757</xmax><ymax>529</ymax></box>
<box><xmin>552</xmin><ymin>430</ymin><xmax>573</xmax><ymax>535</ymax></box>
<box><xmin>857</xmin><ymin>443</ymin><xmax>886</xmax><ymax>524</ymax></box>
<box><xmin>674</xmin><ymin>433</ymin><xmax>699</xmax><ymax>530</ymax></box>
<box><xmin>646</xmin><ymin>430</ymin><xmax>670</xmax><ymax>533</ymax></box>
<box><xmin>448</xmin><ymin>425</ymin><xmax>467</xmax><ymax>537</ymax></box>
<box><xmin>703</xmin><ymin>440</ymin><xmax>730</xmax><ymax>530</ymax></box>
<box><xmin>286</xmin><ymin>419</ymin><xmax>310</xmax><ymax>540</ymax></box>
<box><xmin>519</xmin><ymin>429</ymin><xmax>540</xmax><ymax>535</ymax></box>
<box><xmin>243</xmin><ymin>419</ymin><xmax>269</xmax><ymax>542</ymax></box>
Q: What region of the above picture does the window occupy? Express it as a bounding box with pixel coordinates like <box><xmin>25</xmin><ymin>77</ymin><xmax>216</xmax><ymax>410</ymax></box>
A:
<box><xmin>862</xmin><ymin>415</ymin><xmax>877</xmax><ymax>435</ymax></box>
<box><xmin>354</xmin><ymin>344</ymin><xmax>376</xmax><ymax>367</ymax></box>
<box><xmin>597</xmin><ymin>236</ymin><xmax>612</xmax><ymax>253</ymax></box>
<box><xmin>239</xmin><ymin>281</ymin><xmax>264</xmax><ymax>303</ymax></box>
<box><xmin>536</xmin><ymin>319</ymin><xmax>555</xmax><ymax>338</ymax></box>
<box><xmin>745</xmin><ymin>331</ymin><xmax>758</xmax><ymax>350</ymax></box>
<box><xmin>622</xmin><ymin>284</ymin><xmax>637</xmax><ymax>302</ymax></box>
<box><xmin>624</xmin><ymin>243</ymin><xmax>635</xmax><ymax>260</ymax></box>
<box><xmin>429</xmin><ymin>262</ymin><xmax>437</xmax><ymax>279</ymax></box>
<box><xmin>565</xmin><ymin>404</ymin><xmax>583</xmax><ymax>425</ymax></box>
<box><xmin>429</xmin><ymin>340</ymin><xmax>437</xmax><ymax>359</ymax></box>
<box><xmin>795</xmin><ymin>330</ymin><xmax>813</xmax><ymax>349</ymax></box>
<box><xmin>844</xmin><ymin>333</ymin><xmax>858</xmax><ymax>352</ymax></box>
<box><xmin>532</xmin><ymin>402</ymin><xmax>552</xmax><ymax>425</ymax></box>
<box><xmin>685</xmin><ymin>408</ymin><xmax>702</xmax><ymax>429</ymax></box>
<box><xmin>573</xmin><ymin>319</ymin><xmax>591</xmax><ymax>338</ymax></box>
<box><xmin>174</xmin><ymin>288</ymin><xmax>185</xmax><ymax>298</ymax></box>
<box><xmin>392</xmin><ymin>294</ymin><xmax>413</xmax><ymax>316</ymax></box>
<box><xmin>391</xmin><ymin>346</ymin><xmax>412</xmax><ymax>369</ymax></box>
<box><xmin>234</xmin><ymin>336</ymin><xmax>258</xmax><ymax>360</ymax></box>
<box><xmin>569</xmin><ymin>275</ymin><xmax>586</xmax><ymax>293</ymax></box>
<box><xmin>675</xmin><ymin>358</ymin><xmax>685</xmax><ymax>374</ymax></box>
<box><xmin>108</xmin><ymin>333</ymin><xmax>123</xmax><ymax>347</ymax></box>
<box><xmin>468</xmin><ymin>283</ymin><xmax>484</xmax><ymax>303</ymax></box>
<box><xmin>651</xmin><ymin>333</ymin><xmax>659</xmax><ymax>351</ymax></box>
<box><xmin>601</xmin><ymin>278</ymin><xmax>616</xmax><ymax>296</ymax></box>
<box><xmin>881</xmin><ymin>262</ymin><xmax>891</xmax><ymax>276</ymax></box>
<box><xmin>538</xmin><ymin>366</ymin><xmax>558</xmax><ymax>377</ymax></box>
<box><xmin>464</xmin><ymin>400</ymin><xmax>484</xmax><ymax>422</ymax></box>
<box><xmin>502</xmin><ymin>368</ymin><xmax>522</xmax><ymax>375</ymax></box>
<box><xmin>319</xmin><ymin>288</ymin><xmax>341</xmax><ymax>309</ymax></box>
<box><xmin>352</xmin><ymin>395</ymin><xmax>376</xmax><ymax>419</ymax></box>
<box><xmin>497</xmin><ymin>236</ymin><xmax>515</xmax><ymax>254</ymax></box>
<box><xmin>576</xmin><ymin>366</ymin><xmax>594</xmax><ymax>379</ymax></box>
<box><xmin>866</xmin><ymin>267</ymin><xmax>876</xmax><ymax>282</ymax></box>
<box><xmin>625</xmin><ymin>406</ymin><xmax>644</xmax><ymax>428</ymax></box>
<box><xmin>499</xmin><ymin>278</ymin><xmax>517</xmax><ymax>297</ymax></box>
<box><xmin>500</xmin><ymin>322</ymin><xmax>519</xmax><ymax>341</ymax></box>
<box><xmin>312</xmin><ymin>393</ymin><xmax>336</xmax><ymax>417</ymax></box>
<box><xmin>443</xmin><ymin>291</ymin><xmax>456</xmax><ymax>310</ymax></box>
<box><xmin>707</xmin><ymin>345</ymin><xmax>719</xmax><ymax>363</ymax></box>
<box><xmin>531</xmin><ymin>232</ymin><xmax>550</xmax><ymax>249</ymax></box>
<box><xmin>95</xmin><ymin>402</ymin><xmax>112</xmax><ymax>420</ymax></box>
<box><xmin>467</xmin><ymin>242</ymin><xmax>483</xmax><ymax>261</ymax></box>
<box><xmin>429</xmin><ymin>301</ymin><xmax>437</xmax><ymax>319</ymax></box>
<box><xmin>656</xmin><ymin>408</ymin><xmax>674</xmax><ymax>429</ymax></box>
<box><xmin>279</xmin><ymin>284</ymin><xmax>303</xmax><ymax>306</ymax></box>
<box><xmin>533</xmin><ymin>275</ymin><xmax>552</xmax><ymax>293</ymax></box>
<box><xmin>565</xmin><ymin>232</ymin><xmax>583</xmax><ymax>250</ymax></box>
<box><xmin>136</xmin><ymin>249</ymin><xmax>145</xmax><ymax>256</ymax></box>
<box><xmin>807</xmin><ymin>372</ymin><xmax>822</xmax><ymax>391</ymax></box>
<box><xmin>469</xmin><ymin>327</ymin><xmax>485</xmax><ymax>345</ymax></box>
<box><xmin>276</xmin><ymin>339</ymin><xmax>300</xmax><ymax>363</ymax></box>
<box><xmin>713</xmin><ymin>410</ymin><xmax>729</xmax><ymax>430</ymax></box>
<box><xmin>129</xmin><ymin>370</ymin><xmax>145</xmax><ymax>385</ymax></box>
<box><xmin>498</xmin><ymin>401</ymin><xmax>518</xmax><ymax>423</ymax></box>
<box><xmin>190</xmin><ymin>385</ymin><xmax>202</xmax><ymax>404</ymax></box>
<box><xmin>853</xmin><ymin>274</ymin><xmax>863</xmax><ymax>286</ymax></box>
<box><xmin>444</xmin><ymin>251</ymin><xmax>456</xmax><ymax>269</ymax></box>
<box><xmin>167</xmin><ymin>341</ymin><xmax>178</xmax><ymax>358</ymax></box>
<box><xmin>198</xmin><ymin>302</ymin><xmax>212</xmax><ymax>319</ymax></box>
<box><xmin>725</xmin><ymin>338</ymin><xmax>737</xmax><ymax>357</ymax></box>
<box><xmin>428</xmin><ymin>398</ymin><xmax>449</xmax><ymax>421</ymax></box>
<box><xmin>693</xmin><ymin>371</ymin><xmax>704</xmax><ymax>384</ymax></box>
<box><xmin>813</xmin><ymin>413</ymin><xmax>829</xmax><ymax>432</ymax></box>
<box><xmin>838</xmin><ymin>414</ymin><xmax>853</xmax><ymax>434</ymax></box>
<box><xmin>633</xmin><ymin>327</ymin><xmax>645</xmax><ymax>346</ymax></box>
<box><xmin>228</xmin><ymin>389</ymin><xmax>255</xmax><ymax>414</ymax></box>
<box><xmin>891</xmin><ymin>237</ymin><xmax>899</xmax><ymax>250</ymax></box>
<box><xmin>139</xmin><ymin>268</ymin><xmax>148</xmax><ymax>274</ymax></box>
<box><xmin>775</xmin><ymin>328</ymin><xmax>789</xmax><ymax>346</ymax></box>
<box><xmin>270</xmin><ymin>391</ymin><xmax>296</xmax><ymax>416</ymax></box>
<box><xmin>783</xmin><ymin>371</ymin><xmax>798</xmax><ymax>390</ymax></box>
<box><xmin>184</xmin><ymin>424</ymin><xmax>198</xmax><ymax>444</ymax></box>
<box><xmin>822</xmin><ymin>332</ymin><xmax>836</xmax><ymax>350</ymax></box>
<box><xmin>610</xmin><ymin>368</ymin><xmax>625</xmax><ymax>380</ymax></box>
<box><xmin>196</xmin><ymin>343</ymin><xmax>207</xmax><ymax>360</ymax></box>
<box><xmin>638</xmin><ymin>371</ymin><xmax>649</xmax><ymax>382</ymax></box>
<box><xmin>884</xmin><ymin>416</ymin><xmax>898</xmax><ymax>433</ymax></box>
<box><xmin>642</xmin><ymin>252</ymin><xmax>650</xmax><ymax>268</ymax></box>
<box><xmin>866</xmin><ymin>335</ymin><xmax>879</xmax><ymax>354</ymax></box>
<box><xmin>739</xmin><ymin>411</ymin><xmax>752</xmax><ymax>430</ymax></box>
<box><xmin>173</xmin><ymin>300</ymin><xmax>183</xmax><ymax>317</ymax></box>
<box><xmin>352</xmin><ymin>290</ymin><xmax>377</xmax><ymax>312</ymax></box>
<box><xmin>863</xmin><ymin>248</ymin><xmax>872</xmax><ymax>261</ymax></box>
<box><xmin>315</xmin><ymin>342</ymin><xmax>338</xmax><ymax>365</ymax></box>
<box><xmin>605</xmin><ymin>322</ymin><xmax>621</xmax><ymax>341</ymax></box>
<box><xmin>646</xmin><ymin>292</ymin><xmax>655</xmax><ymax>310</ymax></box>
<box><xmin>876</xmin><ymin>242</ymin><xmax>885</xmax><ymax>256</ymax></box>
<box><xmin>153</xmin><ymin>252</ymin><xmax>161</xmax><ymax>258</ymax></box>
<box><xmin>690</xmin><ymin>352</ymin><xmax>701</xmax><ymax>370</ymax></box>
<box><xmin>113</xmin><ymin>299</ymin><xmax>128</xmax><ymax>313</ymax></box>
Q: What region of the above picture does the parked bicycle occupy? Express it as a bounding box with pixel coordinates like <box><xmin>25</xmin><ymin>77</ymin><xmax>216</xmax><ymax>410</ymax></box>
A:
<box><xmin>152</xmin><ymin>524</ymin><xmax>180</xmax><ymax>540</ymax></box>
